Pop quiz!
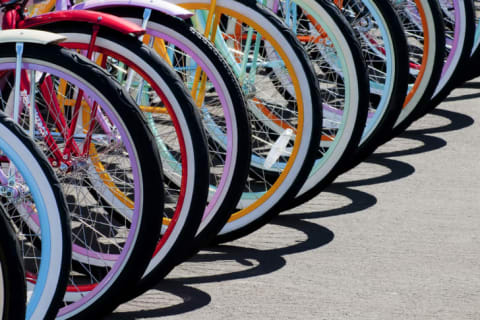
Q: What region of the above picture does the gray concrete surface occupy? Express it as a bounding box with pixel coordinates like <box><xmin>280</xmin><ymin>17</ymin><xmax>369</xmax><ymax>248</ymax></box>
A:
<box><xmin>107</xmin><ymin>80</ymin><xmax>480</xmax><ymax>319</ymax></box>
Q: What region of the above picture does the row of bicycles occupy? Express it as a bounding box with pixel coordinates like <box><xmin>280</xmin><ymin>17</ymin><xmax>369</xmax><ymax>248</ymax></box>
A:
<box><xmin>0</xmin><ymin>0</ymin><xmax>478</xmax><ymax>318</ymax></box>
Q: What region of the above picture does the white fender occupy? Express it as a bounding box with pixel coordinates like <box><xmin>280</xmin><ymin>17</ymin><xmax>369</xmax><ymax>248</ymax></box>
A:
<box><xmin>0</xmin><ymin>29</ymin><xmax>66</xmax><ymax>45</ymax></box>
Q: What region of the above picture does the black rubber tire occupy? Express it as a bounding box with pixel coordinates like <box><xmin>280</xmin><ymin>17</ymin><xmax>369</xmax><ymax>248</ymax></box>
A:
<box><xmin>279</xmin><ymin>0</ymin><xmax>369</xmax><ymax>211</ymax></box>
<box><xmin>0</xmin><ymin>43</ymin><xmax>166</xmax><ymax>319</ymax></box>
<box><xmin>422</xmin><ymin>0</ymin><xmax>475</xmax><ymax>114</ymax></box>
<box><xmin>31</xmin><ymin>19</ymin><xmax>212</xmax><ymax>287</ymax></box>
<box><xmin>0</xmin><ymin>112</ymin><xmax>72</xmax><ymax>320</ymax></box>
<box><xmin>459</xmin><ymin>26</ymin><xmax>480</xmax><ymax>84</ymax></box>
<box><xmin>0</xmin><ymin>205</ymin><xmax>26</xmax><ymax>320</ymax></box>
<box><xmin>341</xmin><ymin>0</ymin><xmax>409</xmax><ymax>171</ymax></box>
<box><xmin>94</xmin><ymin>6</ymin><xmax>252</xmax><ymax>259</ymax></box>
<box><xmin>212</xmin><ymin>0</ymin><xmax>323</xmax><ymax>243</ymax></box>
<box><xmin>387</xmin><ymin>0</ymin><xmax>445</xmax><ymax>139</ymax></box>
<box><xmin>457</xmin><ymin>55</ymin><xmax>480</xmax><ymax>84</ymax></box>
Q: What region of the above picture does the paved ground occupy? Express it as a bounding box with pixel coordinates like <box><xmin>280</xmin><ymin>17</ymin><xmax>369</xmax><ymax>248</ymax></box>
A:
<box><xmin>107</xmin><ymin>80</ymin><xmax>480</xmax><ymax>319</ymax></box>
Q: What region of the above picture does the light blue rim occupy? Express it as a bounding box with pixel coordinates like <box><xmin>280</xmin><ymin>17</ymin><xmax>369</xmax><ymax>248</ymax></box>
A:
<box><xmin>472</xmin><ymin>13</ymin><xmax>480</xmax><ymax>55</ymax></box>
<box><xmin>361</xmin><ymin>0</ymin><xmax>394</xmax><ymax>139</ymax></box>
<box><xmin>0</xmin><ymin>133</ymin><xmax>51</xmax><ymax>320</ymax></box>
<box><xmin>295</xmin><ymin>0</ymin><xmax>351</xmax><ymax>175</ymax></box>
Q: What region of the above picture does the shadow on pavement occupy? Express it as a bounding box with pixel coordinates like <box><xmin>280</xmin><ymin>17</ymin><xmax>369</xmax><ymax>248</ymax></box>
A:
<box><xmin>105</xmin><ymin>281</ymin><xmax>211</xmax><ymax>319</ymax></box>
<box><xmin>445</xmin><ymin>91</ymin><xmax>480</xmax><ymax>102</ymax></box>
<box><xmin>457</xmin><ymin>80</ymin><xmax>480</xmax><ymax>89</ymax></box>
<box><xmin>374</xmin><ymin>132</ymin><xmax>447</xmax><ymax>158</ymax></box>
<box><xmin>174</xmin><ymin>219</ymin><xmax>334</xmax><ymax>285</ymax></box>
<box><xmin>375</xmin><ymin>107</ymin><xmax>473</xmax><ymax>158</ymax></box>
<box><xmin>409</xmin><ymin>108</ymin><xmax>474</xmax><ymax>135</ymax></box>
<box><xmin>108</xmin><ymin>95</ymin><xmax>475</xmax><ymax>319</ymax></box>
<box><xmin>340</xmin><ymin>156</ymin><xmax>415</xmax><ymax>188</ymax></box>
<box><xmin>285</xmin><ymin>186</ymin><xmax>377</xmax><ymax>220</ymax></box>
<box><xmin>444</xmin><ymin>80</ymin><xmax>480</xmax><ymax>103</ymax></box>
<box><xmin>109</xmin><ymin>217</ymin><xmax>333</xmax><ymax>318</ymax></box>
<box><xmin>290</xmin><ymin>106</ymin><xmax>474</xmax><ymax>219</ymax></box>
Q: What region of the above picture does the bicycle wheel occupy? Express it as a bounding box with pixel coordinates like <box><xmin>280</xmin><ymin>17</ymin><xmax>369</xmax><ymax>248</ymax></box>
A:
<box><xmin>426</xmin><ymin>0</ymin><xmax>475</xmax><ymax>111</ymax></box>
<box><xmin>0</xmin><ymin>42</ymin><xmax>164</xmax><ymax>319</ymax></box>
<box><xmin>26</xmin><ymin>18</ymin><xmax>215</xmax><ymax>288</ymax></box>
<box><xmin>338</xmin><ymin>0</ymin><xmax>409</xmax><ymax>169</ymax></box>
<box><xmin>60</xmin><ymin>7</ymin><xmax>252</xmax><ymax>253</ymax></box>
<box><xmin>161</xmin><ymin>0</ymin><xmax>323</xmax><ymax>242</ymax></box>
<box><xmin>77</xmin><ymin>0</ymin><xmax>323</xmax><ymax>245</ymax></box>
<box><xmin>0</xmin><ymin>201</ymin><xmax>25</xmax><ymax>320</ymax></box>
<box><xmin>0</xmin><ymin>111</ymin><xmax>71</xmax><ymax>320</ymax></box>
<box><xmin>474</xmin><ymin>0</ymin><xmax>480</xmax><ymax>55</ymax></box>
<box><xmin>460</xmin><ymin>0</ymin><xmax>480</xmax><ymax>82</ymax></box>
<box><xmin>265</xmin><ymin>0</ymin><xmax>369</xmax><ymax>209</ymax></box>
<box><xmin>389</xmin><ymin>0</ymin><xmax>445</xmax><ymax>136</ymax></box>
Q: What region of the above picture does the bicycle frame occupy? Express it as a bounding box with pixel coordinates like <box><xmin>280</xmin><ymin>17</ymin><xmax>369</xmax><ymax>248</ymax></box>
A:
<box><xmin>0</xmin><ymin>2</ymin><xmax>156</xmax><ymax>226</ymax></box>
<box><xmin>12</xmin><ymin>0</ymin><xmax>192</xmax><ymax>167</ymax></box>
<box><xmin>27</xmin><ymin>0</ymin><xmax>290</xmax><ymax>146</ymax></box>
<box><xmin>1</xmin><ymin>2</ymin><xmax>146</xmax><ymax>168</ymax></box>
<box><xmin>0</xmin><ymin>27</ymin><xmax>65</xmax><ymax>199</ymax></box>
<box><xmin>33</xmin><ymin>0</ymin><xmax>331</xmax><ymax>165</ymax></box>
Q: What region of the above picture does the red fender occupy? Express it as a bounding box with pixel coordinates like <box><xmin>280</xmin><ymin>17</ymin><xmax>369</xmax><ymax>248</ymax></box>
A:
<box><xmin>18</xmin><ymin>10</ymin><xmax>145</xmax><ymax>36</ymax></box>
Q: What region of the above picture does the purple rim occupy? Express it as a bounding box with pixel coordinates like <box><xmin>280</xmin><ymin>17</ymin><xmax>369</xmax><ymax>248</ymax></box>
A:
<box><xmin>441</xmin><ymin>0</ymin><xmax>461</xmax><ymax>77</ymax></box>
<box><xmin>322</xmin><ymin>103</ymin><xmax>343</xmax><ymax>116</ymax></box>
<box><xmin>26</xmin><ymin>213</ymin><xmax>119</xmax><ymax>261</ymax></box>
<box><xmin>150</xmin><ymin>28</ymin><xmax>235</xmax><ymax>222</ymax></box>
<box><xmin>323</xmin><ymin>103</ymin><xmax>376</xmax><ymax>119</ymax></box>
<box><xmin>71</xmin><ymin>245</ymin><xmax>119</xmax><ymax>261</ymax></box>
<box><xmin>48</xmin><ymin>66</ymin><xmax>141</xmax><ymax>317</ymax></box>
<box><xmin>272</xmin><ymin>0</ymin><xmax>280</xmax><ymax>13</ymax></box>
<box><xmin>26</xmin><ymin>184</ymin><xmax>119</xmax><ymax>261</ymax></box>
<box><xmin>0</xmin><ymin>62</ymin><xmax>142</xmax><ymax>317</ymax></box>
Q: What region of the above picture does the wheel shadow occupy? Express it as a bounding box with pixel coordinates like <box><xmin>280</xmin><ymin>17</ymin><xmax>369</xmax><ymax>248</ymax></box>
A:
<box><xmin>373</xmin><ymin>131</ymin><xmax>447</xmax><ymax>158</ymax></box>
<box><xmin>108</xmin><ymin>217</ymin><xmax>334</xmax><ymax>319</ymax></box>
<box><xmin>459</xmin><ymin>81</ymin><xmax>480</xmax><ymax>89</ymax></box>
<box><xmin>375</xmin><ymin>108</ymin><xmax>473</xmax><ymax>158</ymax></box>
<box><xmin>445</xmin><ymin>91</ymin><xmax>480</xmax><ymax>102</ymax></box>
<box><xmin>445</xmin><ymin>81</ymin><xmax>480</xmax><ymax>102</ymax></box>
<box><xmin>284</xmin><ymin>105</ymin><xmax>473</xmax><ymax>222</ymax></box>
<box><xmin>108</xmin><ymin>105</ymin><xmax>473</xmax><ymax>319</ymax></box>
<box><xmin>176</xmin><ymin>217</ymin><xmax>335</xmax><ymax>285</ymax></box>
<box><xmin>445</xmin><ymin>80</ymin><xmax>480</xmax><ymax>102</ymax></box>
<box><xmin>105</xmin><ymin>281</ymin><xmax>212</xmax><ymax>319</ymax></box>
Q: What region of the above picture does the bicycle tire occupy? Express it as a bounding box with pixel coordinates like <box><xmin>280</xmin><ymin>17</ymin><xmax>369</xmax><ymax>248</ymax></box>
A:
<box><xmin>71</xmin><ymin>6</ymin><xmax>252</xmax><ymax>254</ymax></box>
<box><xmin>425</xmin><ymin>0</ymin><xmax>475</xmax><ymax>113</ymax></box>
<box><xmin>27</xmin><ymin>19</ymin><xmax>214</xmax><ymax>291</ymax></box>
<box><xmin>0</xmin><ymin>43</ymin><xmax>164</xmax><ymax>319</ymax></box>
<box><xmin>0</xmin><ymin>203</ymin><xmax>25</xmax><ymax>320</ymax></box>
<box><xmin>459</xmin><ymin>0</ymin><xmax>480</xmax><ymax>82</ymax></box>
<box><xmin>388</xmin><ymin>0</ymin><xmax>445</xmax><ymax>137</ymax></box>
<box><xmin>164</xmin><ymin>0</ymin><xmax>323</xmax><ymax>242</ymax></box>
<box><xmin>0</xmin><ymin>111</ymin><xmax>71</xmax><ymax>320</ymax></box>
<box><xmin>83</xmin><ymin>7</ymin><xmax>252</xmax><ymax>282</ymax></box>
<box><xmin>339</xmin><ymin>0</ymin><xmax>409</xmax><ymax>170</ymax></box>
<box><xmin>273</xmin><ymin>0</ymin><xmax>369</xmax><ymax>209</ymax></box>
